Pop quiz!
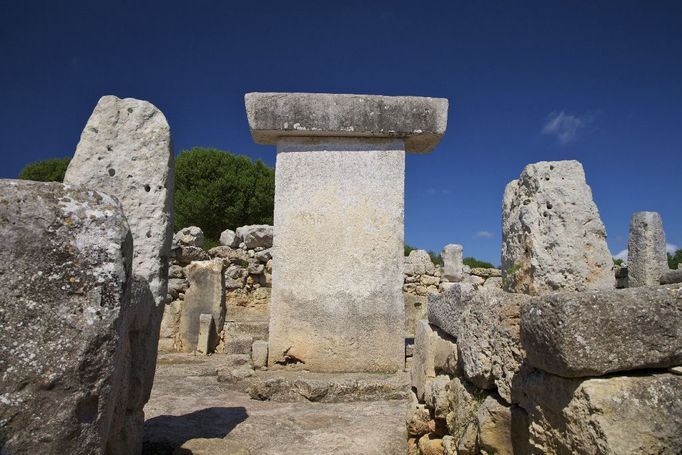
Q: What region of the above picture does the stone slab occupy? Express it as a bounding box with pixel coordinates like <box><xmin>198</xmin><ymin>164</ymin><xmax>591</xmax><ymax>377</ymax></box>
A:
<box><xmin>267</xmin><ymin>138</ymin><xmax>405</xmax><ymax>372</ymax></box>
<box><xmin>180</xmin><ymin>260</ymin><xmax>225</xmax><ymax>352</ymax></box>
<box><xmin>245</xmin><ymin>92</ymin><xmax>448</xmax><ymax>153</ymax></box>
<box><xmin>521</xmin><ymin>284</ymin><xmax>682</xmax><ymax>377</ymax></box>
<box><xmin>197</xmin><ymin>314</ymin><xmax>214</xmax><ymax>355</ymax></box>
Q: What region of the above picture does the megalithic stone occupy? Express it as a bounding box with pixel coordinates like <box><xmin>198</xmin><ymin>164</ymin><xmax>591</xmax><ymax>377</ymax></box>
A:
<box><xmin>245</xmin><ymin>92</ymin><xmax>448</xmax><ymax>372</ymax></box>
<box><xmin>63</xmin><ymin>95</ymin><xmax>174</xmax><ymax>453</ymax></box>
<box><xmin>627</xmin><ymin>211</ymin><xmax>668</xmax><ymax>287</ymax></box>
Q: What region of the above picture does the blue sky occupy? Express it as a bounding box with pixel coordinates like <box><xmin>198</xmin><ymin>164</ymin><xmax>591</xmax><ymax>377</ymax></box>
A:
<box><xmin>1</xmin><ymin>1</ymin><xmax>680</xmax><ymax>265</ymax></box>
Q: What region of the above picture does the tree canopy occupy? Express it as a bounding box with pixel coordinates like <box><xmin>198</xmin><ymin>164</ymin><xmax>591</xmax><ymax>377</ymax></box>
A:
<box><xmin>174</xmin><ymin>147</ymin><xmax>275</xmax><ymax>240</ymax></box>
<box><xmin>18</xmin><ymin>157</ymin><xmax>71</xmax><ymax>182</ymax></box>
<box><xmin>669</xmin><ymin>249</ymin><xmax>682</xmax><ymax>269</ymax></box>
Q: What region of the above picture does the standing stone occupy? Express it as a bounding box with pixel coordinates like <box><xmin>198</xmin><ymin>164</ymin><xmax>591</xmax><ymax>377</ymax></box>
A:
<box><xmin>627</xmin><ymin>211</ymin><xmax>668</xmax><ymax>287</ymax></box>
<box><xmin>180</xmin><ymin>259</ymin><xmax>226</xmax><ymax>352</ymax></box>
<box><xmin>501</xmin><ymin>160</ymin><xmax>614</xmax><ymax>295</ymax></box>
<box><xmin>441</xmin><ymin>244</ymin><xmax>464</xmax><ymax>282</ymax></box>
<box><xmin>63</xmin><ymin>95</ymin><xmax>174</xmax><ymax>453</ymax></box>
<box><xmin>174</xmin><ymin>226</ymin><xmax>204</xmax><ymax>248</ymax></box>
<box><xmin>246</xmin><ymin>92</ymin><xmax>448</xmax><ymax>372</ymax></box>
<box><xmin>0</xmin><ymin>180</ymin><xmax>132</xmax><ymax>454</ymax></box>
<box><xmin>252</xmin><ymin>339</ymin><xmax>269</xmax><ymax>369</ymax></box>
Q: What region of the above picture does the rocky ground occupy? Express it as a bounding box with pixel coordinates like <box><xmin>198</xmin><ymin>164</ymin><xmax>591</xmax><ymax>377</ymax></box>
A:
<box><xmin>143</xmin><ymin>354</ymin><xmax>409</xmax><ymax>454</ymax></box>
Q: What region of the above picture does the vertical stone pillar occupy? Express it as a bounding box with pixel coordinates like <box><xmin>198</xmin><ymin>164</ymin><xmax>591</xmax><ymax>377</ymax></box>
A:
<box><xmin>245</xmin><ymin>92</ymin><xmax>448</xmax><ymax>372</ymax></box>
<box><xmin>441</xmin><ymin>244</ymin><xmax>464</xmax><ymax>282</ymax></box>
<box><xmin>627</xmin><ymin>211</ymin><xmax>668</xmax><ymax>287</ymax></box>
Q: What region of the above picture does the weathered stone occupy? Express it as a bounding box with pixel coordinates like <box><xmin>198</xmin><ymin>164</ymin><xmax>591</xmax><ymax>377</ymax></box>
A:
<box><xmin>517</xmin><ymin>369</ymin><xmax>682</xmax><ymax>454</ymax></box>
<box><xmin>442</xmin><ymin>436</ymin><xmax>457</xmax><ymax>455</ymax></box>
<box><xmin>224</xmin><ymin>354</ymin><xmax>253</xmax><ymax>369</ymax></box>
<box><xmin>457</xmin><ymin>289</ymin><xmax>529</xmax><ymax>402</ymax></box>
<box><xmin>179</xmin><ymin>260</ymin><xmax>225</xmax><ymax>352</ymax></box>
<box><xmin>64</xmin><ymin>95</ymin><xmax>174</xmax><ymax>453</ymax></box>
<box><xmin>172</xmin><ymin>438</ymin><xmax>251</xmax><ymax>455</ymax></box>
<box><xmin>404</xmin><ymin>293</ymin><xmax>428</xmax><ymax>337</ymax></box>
<box><xmin>482</xmin><ymin>276</ymin><xmax>502</xmax><ymax>290</ymax></box>
<box><xmin>236</xmin><ymin>224</ymin><xmax>273</xmax><ymax>249</ymax></box>
<box><xmin>167</xmin><ymin>278</ymin><xmax>189</xmax><ymax>299</ymax></box>
<box><xmin>441</xmin><ymin>244</ymin><xmax>464</xmax><ymax>282</ymax></box>
<box><xmin>476</xmin><ymin>395</ymin><xmax>513</xmax><ymax>455</ymax></box>
<box><xmin>405</xmin><ymin>249</ymin><xmax>436</xmax><ymax>275</ymax></box>
<box><xmin>406</xmin><ymin>390</ymin><xmax>432</xmax><ymax>437</ymax></box>
<box><xmin>219</xmin><ymin>228</ymin><xmax>240</xmax><ymax>248</ymax></box>
<box><xmin>224</xmin><ymin>334</ymin><xmax>254</xmax><ymax>355</ymax></box>
<box><xmin>245</xmin><ymin>92</ymin><xmax>448</xmax><ymax>153</ymax></box>
<box><xmin>502</xmin><ymin>160</ymin><xmax>615</xmax><ymax>295</ymax></box>
<box><xmin>173</xmin><ymin>245</ymin><xmax>210</xmax><ymax>264</ymax></box>
<box><xmin>411</xmin><ymin>321</ymin><xmax>457</xmax><ymax>400</ymax></box>
<box><xmin>174</xmin><ymin>226</ymin><xmax>204</xmax><ymax>248</ymax></box>
<box><xmin>425</xmin><ymin>375</ymin><xmax>451</xmax><ymax>419</ymax></box>
<box><xmin>196</xmin><ymin>314</ymin><xmax>214</xmax><ymax>355</ymax></box>
<box><xmin>255</xmin><ymin>247</ymin><xmax>272</xmax><ymax>263</ymax></box>
<box><xmin>661</xmin><ymin>269</ymin><xmax>682</xmax><ymax>284</ymax></box>
<box><xmin>446</xmin><ymin>377</ymin><xmax>487</xmax><ymax>447</ymax></box>
<box><xmin>427</xmin><ymin>283</ymin><xmax>476</xmax><ymax>338</ymax></box>
<box><xmin>421</xmin><ymin>274</ymin><xmax>440</xmax><ymax>286</ymax></box>
<box><xmin>0</xmin><ymin>180</ymin><xmax>132</xmax><ymax>454</ymax></box>
<box><xmin>521</xmin><ymin>284</ymin><xmax>682</xmax><ymax>377</ymax></box>
<box><xmin>266</xmin><ymin>138</ymin><xmax>405</xmax><ymax>372</ymax></box>
<box><xmin>469</xmin><ymin>267</ymin><xmax>502</xmax><ymax>278</ymax></box>
<box><xmin>168</xmin><ymin>264</ymin><xmax>184</xmax><ymax>279</ymax></box>
<box><xmin>628</xmin><ymin>211</ymin><xmax>668</xmax><ymax>287</ymax></box>
<box><xmin>252</xmin><ymin>340</ymin><xmax>268</xmax><ymax>369</ymax></box>
<box><xmin>457</xmin><ymin>422</ymin><xmax>479</xmax><ymax>455</ymax></box>
<box><xmin>418</xmin><ymin>434</ymin><xmax>444</xmax><ymax>455</ymax></box>
<box><xmin>217</xmin><ymin>365</ymin><xmax>255</xmax><ymax>383</ymax></box>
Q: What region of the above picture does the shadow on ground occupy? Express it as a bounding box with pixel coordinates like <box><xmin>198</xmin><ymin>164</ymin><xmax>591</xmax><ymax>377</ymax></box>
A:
<box><xmin>142</xmin><ymin>406</ymin><xmax>248</xmax><ymax>454</ymax></box>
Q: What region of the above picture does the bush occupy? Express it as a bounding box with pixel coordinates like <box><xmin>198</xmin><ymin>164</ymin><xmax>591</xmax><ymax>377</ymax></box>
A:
<box><xmin>463</xmin><ymin>256</ymin><xmax>494</xmax><ymax>269</ymax></box>
<box><xmin>18</xmin><ymin>157</ymin><xmax>71</xmax><ymax>182</ymax></box>
<box><xmin>175</xmin><ymin>147</ymin><xmax>274</xmax><ymax>241</ymax></box>
<box><xmin>404</xmin><ymin>244</ymin><xmax>416</xmax><ymax>256</ymax></box>
<box><xmin>669</xmin><ymin>249</ymin><xmax>682</xmax><ymax>269</ymax></box>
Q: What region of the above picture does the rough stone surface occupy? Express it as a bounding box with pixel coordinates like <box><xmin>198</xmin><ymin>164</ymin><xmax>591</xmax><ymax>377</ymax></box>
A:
<box><xmin>661</xmin><ymin>269</ymin><xmax>682</xmax><ymax>284</ymax></box>
<box><xmin>268</xmin><ymin>138</ymin><xmax>405</xmax><ymax>372</ymax></box>
<box><xmin>628</xmin><ymin>211</ymin><xmax>669</xmax><ymax>287</ymax></box>
<box><xmin>252</xmin><ymin>340</ymin><xmax>269</xmax><ymax>369</ymax></box>
<box><xmin>64</xmin><ymin>95</ymin><xmax>174</xmax><ymax>305</ymax></box>
<box><xmin>521</xmin><ymin>284</ymin><xmax>682</xmax><ymax>377</ymax></box>
<box><xmin>517</xmin><ymin>369</ymin><xmax>682</xmax><ymax>454</ymax></box>
<box><xmin>406</xmin><ymin>390</ymin><xmax>432</xmax><ymax>437</ymax></box>
<box><xmin>0</xmin><ymin>180</ymin><xmax>132</xmax><ymax>454</ymax></box>
<box><xmin>404</xmin><ymin>293</ymin><xmax>428</xmax><ymax>337</ymax></box>
<box><xmin>457</xmin><ymin>289</ymin><xmax>529</xmax><ymax>403</ymax></box>
<box><xmin>219</xmin><ymin>228</ymin><xmax>240</xmax><ymax>248</ymax></box>
<box><xmin>411</xmin><ymin>320</ymin><xmax>456</xmax><ymax>400</ymax></box>
<box><xmin>245</xmin><ymin>92</ymin><xmax>448</xmax><ymax>153</ymax></box>
<box><xmin>174</xmin><ymin>226</ymin><xmax>204</xmax><ymax>248</ymax></box>
<box><xmin>476</xmin><ymin>396</ymin><xmax>513</xmax><ymax>455</ymax></box>
<box><xmin>427</xmin><ymin>283</ymin><xmax>476</xmax><ymax>339</ymax></box>
<box><xmin>180</xmin><ymin>260</ymin><xmax>225</xmax><ymax>352</ymax></box>
<box><xmin>236</xmin><ymin>224</ymin><xmax>274</xmax><ymax>249</ymax></box>
<box><xmin>445</xmin><ymin>377</ymin><xmax>488</xmax><ymax>445</ymax></box>
<box><xmin>441</xmin><ymin>244</ymin><xmax>464</xmax><ymax>282</ymax></box>
<box><xmin>63</xmin><ymin>95</ymin><xmax>174</xmax><ymax>453</ymax></box>
<box><xmin>501</xmin><ymin>160</ymin><xmax>615</xmax><ymax>295</ymax></box>
<box><xmin>196</xmin><ymin>314</ymin><xmax>214</xmax><ymax>355</ymax></box>
<box><xmin>404</xmin><ymin>249</ymin><xmax>436</xmax><ymax>275</ymax></box>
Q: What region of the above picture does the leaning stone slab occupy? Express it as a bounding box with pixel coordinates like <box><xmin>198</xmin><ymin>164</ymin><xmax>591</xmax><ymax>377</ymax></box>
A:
<box><xmin>0</xmin><ymin>180</ymin><xmax>132</xmax><ymax>454</ymax></box>
<box><xmin>502</xmin><ymin>160</ymin><xmax>615</xmax><ymax>295</ymax></box>
<box><xmin>427</xmin><ymin>283</ymin><xmax>476</xmax><ymax>339</ymax></box>
<box><xmin>628</xmin><ymin>211</ymin><xmax>669</xmax><ymax>287</ymax></box>
<box><xmin>180</xmin><ymin>259</ymin><xmax>225</xmax><ymax>352</ymax></box>
<box><xmin>245</xmin><ymin>92</ymin><xmax>448</xmax><ymax>153</ymax></box>
<box><xmin>521</xmin><ymin>285</ymin><xmax>682</xmax><ymax>377</ymax></box>
<box><xmin>517</xmin><ymin>369</ymin><xmax>682</xmax><ymax>454</ymax></box>
<box><xmin>63</xmin><ymin>95</ymin><xmax>174</xmax><ymax>453</ymax></box>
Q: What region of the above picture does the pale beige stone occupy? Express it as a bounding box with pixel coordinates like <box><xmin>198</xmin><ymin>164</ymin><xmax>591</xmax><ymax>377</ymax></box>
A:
<box><xmin>476</xmin><ymin>396</ymin><xmax>512</xmax><ymax>455</ymax></box>
<box><xmin>196</xmin><ymin>314</ymin><xmax>214</xmax><ymax>355</ymax></box>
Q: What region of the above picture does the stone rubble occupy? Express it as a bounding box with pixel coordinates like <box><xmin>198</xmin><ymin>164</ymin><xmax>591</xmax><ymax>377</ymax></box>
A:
<box><xmin>628</xmin><ymin>211</ymin><xmax>669</xmax><ymax>287</ymax></box>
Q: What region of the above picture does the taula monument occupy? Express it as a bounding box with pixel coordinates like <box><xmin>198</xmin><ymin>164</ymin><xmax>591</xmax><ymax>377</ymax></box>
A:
<box><xmin>245</xmin><ymin>92</ymin><xmax>449</xmax><ymax>372</ymax></box>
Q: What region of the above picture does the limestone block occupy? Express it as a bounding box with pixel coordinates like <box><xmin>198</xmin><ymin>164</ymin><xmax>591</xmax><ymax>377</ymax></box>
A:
<box><xmin>267</xmin><ymin>138</ymin><xmax>405</xmax><ymax>372</ymax></box>
<box><xmin>180</xmin><ymin>259</ymin><xmax>225</xmax><ymax>352</ymax></box>
<box><xmin>255</xmin><ymin>247</ymin><xmax>272</xmax><ymax>263</ymax></box>
<box><xmin>252</xmin><ymin>340</ymin><xmax>269</xmax><ymax>368</ymax></box>
<box><xmin>427</xmin><ymin>283</ymin><xmax>476</xmax><ymax>338</ymax></box>
<box><xmin>174</xmin><ymin>226</ymin><xmax>204</xmax><ymax>248</ymax></box>
<box><xmin>404</xmin><ymin>293</ymin><xmax>428</xmax><ymax>337</ymax></box>
<box><xmin>63</xmin><ymin>95</ymin><xmax>174</xmax><ymax>453</ymax></box>
<box><xmin>628</xmin><ymin>211</ymin><xmax>669</xmax><ymax>287</ymax></box>
<box><xmin>245</xmin><ymin>92</ymin><xmax>448</xmax><ymax>153</ymax></box>
<box><xmin>220</xmin><ymin>228</ymin><xmax>240</xmax><ymax>248</ymax></box>
<box><xmin>501</xmin><ymin>160</ymin><xmax>615</xmax><ymax>295</ymax></box>
<box><xmin>173</xmin><ymin>245</ymin><xmax>209</xmax><ymax>264</ymax></box>
<box><xmin>469</xmin><ymin>267</ymin><xmax>502</xmax><ymax>278</ymax></box>
<box><xmin>517</xmin><ymin>369</ymin><xmax>682</xmax><ymax>454</ymax></box>
<box><xmin>411</xmin><ymin>320</ymin><xmax>457</xmax><ymax>400</ymax></box>
<box><xmin>225</xmin><ymin>335</ymin><xmax>254</xmax><ymax>355</ymax></box>
<box><xmin>441</xmin><ymin>244</ymin><xmax>464</xmax><ymax>282</ymax></box>
<box><xmin>236</xmin><ymin>224</ymin><xmax>273</xmax><ymax>249</ymax></box>
<box><xmin>661</xmin><ymin>269</ymin><xmax>682</xmax><ymax>284</ymax></box>
<box><xmin>406</xmin><ymin>390</ymin><xmax>432</xmax><ymax>437</ymax></box>
<box><xmin>196</xmin><ymin>314</ymin><xmax>214</xmax><ymax>355</ymax></box>
<box><xmin>445</xmin><ymin>376</ymin><xmax>488</xmax><ymax>445</ymax></box>
<box><xmin>405</xmin><ymin>249</ymin><xmax>436</xmax><ymax>275</ymax></box>
<box><xmin>418</xmin><ymin>434</ymin><xmax>444</xmax><ymax>455</ymax></box>
<box><xmin>457</xmin><ymin>289</ymin><xmax>530</xmax><ymax>403</ymax></box>
<box><xmin>168</xmin><ymin>264</ymin><xmax>184</xmax><ymax>279</ymax></box>
<box><xmin>425</xmin><ymin>375</ymin><xmax>451</xmax><ymax>419</ymax></box>
<box><xmin>0</xmin><ymin>180</ymin><xmax>132</xmax><ymax>454</ymax></box>
<box><xmin>482</xmin><ymin>276</ymin><xmax>502</xmax><ymax>290</ymax></box>
<box><xmin>521</xmin><ymin>284</ymin><xmax>682</xmax><ymax>377</ymax></box>
<box><xmin>476</xmin><ymin>396</ymin><xmax>513</xmax><ymax>455</ymax></box>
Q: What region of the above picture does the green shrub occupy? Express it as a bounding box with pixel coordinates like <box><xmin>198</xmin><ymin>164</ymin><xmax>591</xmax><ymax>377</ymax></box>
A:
<box><xmin>18</xmin><ymin>157</ymin><xmax>71</xmax><ymax>182</ymax></box>
<box><xmin>404</xmin><ymin>244</ymin><xmax>415</xmax><ymax>256</ymax></box>
<box><xmin>463</xmin><ymin>256</ymin><xmax>494</xmax><ymax>269</ymax></box>
<box><xmin>669</xmin><ymin>249</ymin><xmax>682</xmax><ymax>269</ymax></box>
<box><xmin>174</xmin><ymin>147</ymin><xmax>275</xmax><ymax>241</ymax></box>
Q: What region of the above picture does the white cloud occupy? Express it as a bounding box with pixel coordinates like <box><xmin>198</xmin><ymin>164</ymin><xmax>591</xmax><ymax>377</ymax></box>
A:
<box><xmin>613</xmin><ymin>243</ymin><xmax>678</xmax><ymax>262</ymax></box>
<box><xmin>474</xmin><ymin>230</ymin><xmax>494</xmax><ymax>239</ymax></box>
<box><xmin>541</xmin><ymin>111</ymin><xmax>587</xmax><ymax>145</ymax></box>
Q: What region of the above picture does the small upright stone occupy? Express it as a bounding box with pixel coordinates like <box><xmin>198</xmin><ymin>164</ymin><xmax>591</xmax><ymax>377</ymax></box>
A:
<box><xmin>627</xmin><ymin>211</ymin><xmax>668</xmax><ymax>287</ymax></box>
<box><xmin>196</xmin><ymin>314</ymin><xmax>214</xmax><ymax>355</ymax></box>
<box><xmin>252</xmin><ymin>340</ymin><xmax>269</xmax><ymax>368</ymax></box>
<box><xmin>441</xmin><ymin>244</ymin><xmax>464</xmax><ymax>282</ymax></box>
<box><xmin>180</xmin><ymin>260</ymin><xmax>226</xmax><ymax>352</ymax></box>
<box><xmin>502</xmin><ymin>160</ymin><xmax>615</xmax><ymax>295</ymax></box>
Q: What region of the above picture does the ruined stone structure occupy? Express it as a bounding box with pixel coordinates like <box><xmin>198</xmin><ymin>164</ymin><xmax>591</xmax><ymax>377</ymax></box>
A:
<box><xmin>245</xmin><ymin>92</ymin><xmax>448</xmax><ymax>372</ymax></box>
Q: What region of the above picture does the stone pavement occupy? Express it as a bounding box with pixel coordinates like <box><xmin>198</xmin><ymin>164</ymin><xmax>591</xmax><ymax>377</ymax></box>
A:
<box><xmin>143</xmin><ymin>354</ymin><xmax>408</xmax><ymax>454</ymax></box>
